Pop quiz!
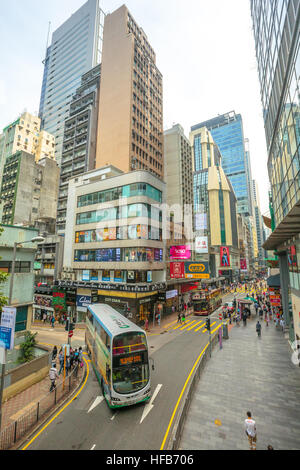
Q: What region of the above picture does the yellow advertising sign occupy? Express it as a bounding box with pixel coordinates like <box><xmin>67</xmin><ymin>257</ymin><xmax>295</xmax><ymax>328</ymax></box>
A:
<box><xmin>185</xmin><ymin>274</ymin><xmax>210</xmax><ymax>279</ymax></box>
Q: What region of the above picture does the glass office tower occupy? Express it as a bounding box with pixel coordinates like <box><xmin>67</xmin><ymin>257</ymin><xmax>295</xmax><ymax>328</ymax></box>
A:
<box><xmin>191</xmin><ymin>111</ymin><xmax>253</xmax><ymax>217</ymax></box>
<box><xmin>250</xmin><ymin>0</ymin><xmax>300</xmax><ymax>343</ymax></box>
<box><xmin>39</xmin><ymin>0</ymin><xmax>105</xmax><ymax>165</ymax></box>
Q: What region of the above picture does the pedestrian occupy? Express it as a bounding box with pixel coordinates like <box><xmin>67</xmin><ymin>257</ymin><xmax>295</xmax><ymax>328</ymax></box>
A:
<box><xmin>74</xmin><ymin>348</ymin><xmax>79</xmax><ymax>366</ymax></box>
<box><xmin>242</xmin><ymin>313</ymin><xmax>247</xmax><ymax>326</ymax></box>
<box><xmin>78</xmin><ymin>347</ymin><xmax>83</xmax><ymax>368</ymax></box>
<box><xmin>43</xmin><ymin>312</ymin><xmax>47</xmax><ymax>324</ymax></box>
<box><xmin>178</xmin><ymin>312</ymin><xmax>182</xmax><ymax>324</ymax></box>
<box><xmin>181</xmin><ymin>312</ymin><xmax>186</xmax><ymax>324</ymax></box>
<box><xmin>145</xmin><ymin>317</ymin><xmax>149</xmax><ymax>331</ymax></box>
<box><xmin>58</xmin><ymin>349</ymin><xmax>64</xmax><ymax>375</ymax></box>
<box><xmin>244</xmin><ymin>411</ymin><xmax>257</xmax><ymax>450</ymax></box>
<box><xmin>280</xmin><ymin>317</ymin><xmax>285</xmax><ymax>331</ymax></box>
<box><xmin>49</xmin><ymin>364</ymin><xmax>59</xmax><ymax>392</ymax></box>
<box><xmin>65</xmin><ymin>356</ymin><xmax>70</xmax><ymax>376</ymax></box>
<box><xmin>256</xmin><ymin>321</ymin><xmax>262</xmax><ymax>338</ymax></box>
<box><xmin>52</xmin><ymin>345</ymin><xmax>58</xmax><ymax>363</ymax></box>
<box><xmin>51</xmin><ymin>315</ymin><xmax>55</xmax><ymax>329</ymax></box>
<box><xmin>157</xmin><ymin>312</ymin><xmax>161</xmax><ymax>327</ymax></box>
<box><xmin>70</xmin><ymin>348</ymin><xmax>75</xmax><ymax>369</ymax></box>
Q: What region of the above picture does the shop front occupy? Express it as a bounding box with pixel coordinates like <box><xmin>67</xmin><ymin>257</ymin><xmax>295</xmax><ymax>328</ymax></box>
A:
<box><xmin>33</xmin><ymin>294</ymin><xmax>54</xmax><ymax>322</ymax></box>
<box><xmin>76</xmin><ymin>288</ymin><xmax>92</xmax><ymax>323</ymax></box>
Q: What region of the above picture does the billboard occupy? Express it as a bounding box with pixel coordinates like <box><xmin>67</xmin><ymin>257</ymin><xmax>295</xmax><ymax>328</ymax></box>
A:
<box><xmin>184</xmin><ymin>262</ymin><xmax>210</xmax><ymax>279</ymax></box>
<box><xmin>195</xmin><ymin>213</ymin><xmax>207</xmax><ymax>231</ymax></box>
<box><xmin>220</xmin><ymin>247</ymin><xmax>231</xmax><ymax>268</ymax></box>
<box><xmin>240</xmin><ymin>258</ymin><xmax>247</xmax><ymax>271</ymax></box>
<box><xmin>170</xmin><ymin>245</ymin><xmax>191</xmax><ymax>260</ymax></box>
<box><xmin>195</xmin><ymin>237</ymin><xmax>208</xmax><ymax>254</ymax></box>
<box><xmin>170</xmin><ymin>262</ymin><xmax>185</xmax><ymax>279</ymax></box>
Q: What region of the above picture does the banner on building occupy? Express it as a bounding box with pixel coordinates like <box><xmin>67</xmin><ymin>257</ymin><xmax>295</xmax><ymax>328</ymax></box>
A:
<box><xmin>166</xmin><ymin>290</ymin><xmax>178</xmax><ymax>300</ymax></box>
<box><xmin>269</xmin><ymin>287</ymin><xmax>282</xmax><ymax>307</ymax></box>
<box><xmin>240</xmin><ymin>258</ymin><xmax>247</xmax><ymax>271</ymax></box>
<box><xmin>184</xmin><ymin>262</ymin><xmax>210</xmax><ymax>279</ymax></box>
<box><xmin>195</xmin><ymin>237</ymin><xmax>208</xmax><ymax>254</ymax></box>
<box><xmin>195</xmin><ymin>213</ymin><xmax>207</xmax><ymax>231</ymax></box>
<box><xmin>170</xmin><ymin>262</ymin><xmax>185</xmax><ymax>279</ymax></box>
<box><xmin>220</xmin><ymin>247</ymin><xmax>231</xmax><ymax>268</ymax></box>
<box><xmin>52</xmin><ymin>288</ymin><xmax>67</xmax><ymax>313</ymax></box>
<box><xmin>170</xmin><ymin>245</ymin><xmax>191</xmax><ymax>260</ymax></box>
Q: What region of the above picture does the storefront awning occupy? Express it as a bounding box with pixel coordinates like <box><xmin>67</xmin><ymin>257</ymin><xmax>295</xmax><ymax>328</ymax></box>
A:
<box><xmin>263</xmin><ymin>201</ymin><xmax>300</xmax><ymax>251</ymax></box>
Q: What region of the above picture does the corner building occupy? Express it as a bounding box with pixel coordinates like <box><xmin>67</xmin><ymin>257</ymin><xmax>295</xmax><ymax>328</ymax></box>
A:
<box><xmin>95</xmin><ymin>5</ymin><xmax>164</xmax><ymax>180</ymax></box>
<box><xmin>61</xmin><ymin>166</ymin><xmax>166</xmax><ymax>325</ymax></box>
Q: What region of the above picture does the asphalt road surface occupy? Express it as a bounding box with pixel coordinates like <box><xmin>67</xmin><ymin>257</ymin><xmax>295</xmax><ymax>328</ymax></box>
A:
<box><xmin>23</xmin><ymin>292</ymin><xmax>244</xmax><ymax>451</ymax></box>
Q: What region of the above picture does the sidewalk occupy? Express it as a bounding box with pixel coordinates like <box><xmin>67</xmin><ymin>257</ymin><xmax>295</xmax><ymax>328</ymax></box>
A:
<box><xmin>180</xmin><ymin>315</ymin><xmax>300</xmax><ymax>450</ymax></box>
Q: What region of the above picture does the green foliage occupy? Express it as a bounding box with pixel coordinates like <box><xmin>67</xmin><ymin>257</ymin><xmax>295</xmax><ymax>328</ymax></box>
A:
<box><xmin>0</xmin><ymin>225</ymin><xmax>9</xmax><ymax>312</ymax></box>
<box><xmin>18</xmin><ymin>331</ymin><xmax>38</xmax><ymax>364</ymax></box>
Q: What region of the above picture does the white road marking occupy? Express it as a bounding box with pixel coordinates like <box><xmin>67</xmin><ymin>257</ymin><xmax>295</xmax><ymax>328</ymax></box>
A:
<box><xmin>88</xmin><ymin>396</ymin><xmax>104</xmax><ymax>413</ymax></box>
<box><xmin>91</xmin><ymin>445</ymin><xmax>96</xmax><ymax>450</ymax></box>
<box><xmin>140</xmin><ymin>384</ymin><xmax>163</xmax><ymax>424</ymax></box>
<box><xmin>111</xmin><ymin>411</ymin><xmax>118</xmax><ymax>421</ymax></box>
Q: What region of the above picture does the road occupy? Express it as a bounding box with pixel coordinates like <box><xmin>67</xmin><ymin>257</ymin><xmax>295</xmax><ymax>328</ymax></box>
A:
<box><xmin>23</xmin><ymin>291</ymin><xmax>245</xmax><ymax>450</ymax></box>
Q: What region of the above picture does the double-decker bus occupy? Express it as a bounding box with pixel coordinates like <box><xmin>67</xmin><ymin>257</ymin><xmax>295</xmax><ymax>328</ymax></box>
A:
<box><xmin>85</xmin><ymin>304</ymin><xmax>152</xmax><ymax>409</ymax></box>
<box><xmin>192</xmin><ymin>288</ymin><xmax>222</xmax><ymax>316</ymax></box>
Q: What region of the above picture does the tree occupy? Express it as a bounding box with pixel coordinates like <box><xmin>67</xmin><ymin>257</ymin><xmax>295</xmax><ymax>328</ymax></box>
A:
<box><xmin>0</xmin><ymin>226</ymin><xmax>9</xmax><ymax>317</ymax></box>
<box><xmin>18</xmin><ymin>331</ymin><xmax>37</xmax><ymax>364</ymax></box>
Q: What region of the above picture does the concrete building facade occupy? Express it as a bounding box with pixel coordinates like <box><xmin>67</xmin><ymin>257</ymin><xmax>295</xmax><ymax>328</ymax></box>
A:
<box><xmin>60</xmin><ymin>165</ymin><xmax>166</xmax><ymax>325</ymax></box>
<box><xmin>95</xmin><ymin>5</ymin><xmax>164</xmax><ymax>180</ymax></box>
<box><xmin>57</xmin><ymin>64</ymin><xmax>101</xmax><ymax>232</ymax></box>
<box><xmin>0</xmin><ymin>151</ymin><xmax>60</xmax><ymax>226</ymax></box>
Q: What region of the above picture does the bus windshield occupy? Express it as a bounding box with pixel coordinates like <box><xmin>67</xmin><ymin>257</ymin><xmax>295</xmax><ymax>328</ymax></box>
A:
<box><xmin>112</xmin><ymin>363</ymin><xmax>149</xmax><ymax>395</ymax></box>
<box><xmin>112</xmin><ymin>332</ymin><xmax>147</xmax><ymax>356</ymax></box>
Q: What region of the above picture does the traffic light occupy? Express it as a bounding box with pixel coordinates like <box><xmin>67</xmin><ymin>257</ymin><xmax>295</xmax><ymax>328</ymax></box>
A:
<box><xmin>70</xmin><ymin>323</ymin><xmax>75</xmax><ymax>331</ymax></box>
<box><xmin>65</xmin><ymin>320</ymin><xmax>69</xmax><ymax>331</ymax></box>
<box><xmin>206</xmin><ymin>318</ymin><xmax>211</xmax><ymax>332</ymax></box>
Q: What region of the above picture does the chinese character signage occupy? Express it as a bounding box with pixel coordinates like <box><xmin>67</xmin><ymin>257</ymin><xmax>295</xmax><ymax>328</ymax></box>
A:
<box><xmin>220</xmin><ymin>247</ymin><xmax>231</xmax><ymax>267</ymax></box>
<box><xmin>170</xmin><ymin>262</ymin><xmax>185</xmax><ymax>279</ymax></box>
<box><xmin>184</xmin><ymin>262</ymin><xmax>210</xmax><ymax>279</ymax></box>
<box><xmin>240</xmin><ymin>258</ymin><xmax>247</xmax><ymax>271</ymax></box>
<box><xmin>1</xmin><ymin>307</ymin><xmax>16</xmax><ymax>350</ymax></box>
<box><xmin>195</xmin><ymin>237</ymin><xmax>208</xmax><ymax>254</ymax></box>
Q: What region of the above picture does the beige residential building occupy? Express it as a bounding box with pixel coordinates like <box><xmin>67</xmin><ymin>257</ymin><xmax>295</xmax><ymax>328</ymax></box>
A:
<box><xmin>0</xmin><ymin>112</ymin><xmax>55</xmax><ymax>165</ymax></box>
<box><xmin>95</xmin><ymin>5</ymin><xmax>164</xmax><ymax>180</ymax></box>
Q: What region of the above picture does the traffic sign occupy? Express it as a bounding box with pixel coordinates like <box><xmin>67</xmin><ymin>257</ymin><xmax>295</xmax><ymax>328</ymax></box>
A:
<box><xmin>68</xmin><ymin>331</ymin><xmax>74</xmax><ymax>338</ymax></box>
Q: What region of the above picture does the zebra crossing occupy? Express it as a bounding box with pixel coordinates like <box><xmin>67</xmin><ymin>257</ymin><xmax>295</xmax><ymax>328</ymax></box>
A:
<box><xmin>164</xmin><ymin>317</ymin><xmax>222</xmax><ymax>336</ymax></box>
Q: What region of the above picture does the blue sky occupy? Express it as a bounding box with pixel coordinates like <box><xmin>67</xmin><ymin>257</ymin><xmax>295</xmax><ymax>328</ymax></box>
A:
<box><xmin>0</xmin><ymin>0</ymin><xmax>269</xmax><ymax>214</ymax></box>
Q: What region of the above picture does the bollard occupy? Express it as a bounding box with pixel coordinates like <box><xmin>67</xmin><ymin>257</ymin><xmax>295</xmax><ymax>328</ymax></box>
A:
<box><xmin>222</xmin><ymin>323</ymin><xmax>229</xmax><ymax>340</ymax></box>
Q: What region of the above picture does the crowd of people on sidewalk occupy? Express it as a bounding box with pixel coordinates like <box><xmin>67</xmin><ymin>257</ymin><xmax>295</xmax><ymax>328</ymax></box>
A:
<box><xmin>49</xmin><ymin>345</ymin><xmax>84</xmax><ymax>392</ymax></box>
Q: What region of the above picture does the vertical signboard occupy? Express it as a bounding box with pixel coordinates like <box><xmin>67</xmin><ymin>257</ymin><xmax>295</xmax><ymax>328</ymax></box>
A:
<box><xmin>1</xmin><ymin>307</ymin><xmax>17</xmax><ymax>350</ymax></box>
<box><xmin>220</xmin><ymin>247</ymin><xmax>231</xmax><ymax>268</ymax></box>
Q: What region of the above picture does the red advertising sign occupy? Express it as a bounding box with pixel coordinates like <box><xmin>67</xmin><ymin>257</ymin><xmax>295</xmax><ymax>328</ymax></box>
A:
<box><xmin>220</xmin><ymin>247</ymin><xmax>231</xmax><ymax>268</ymax></box>
<box><xmin>240</xmin><ymin>258</ymin><xmax>247</xmax><ymax>271</ymax></box>
<box><xmin>181</xmin><ymin>283</ymin><xmax>199</xmax><ymax>294</ymax></box>
<box><xmin>170</xmin><ymin>262</ymin><xmax>185</xmax><ymax>279</ymax></box>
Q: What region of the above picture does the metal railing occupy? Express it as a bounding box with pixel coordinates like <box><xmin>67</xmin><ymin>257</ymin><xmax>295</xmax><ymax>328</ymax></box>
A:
<box><xmin>0</xmin><ymin>364</ymin><xmax>85</xmax><ymax>450</ymax></box>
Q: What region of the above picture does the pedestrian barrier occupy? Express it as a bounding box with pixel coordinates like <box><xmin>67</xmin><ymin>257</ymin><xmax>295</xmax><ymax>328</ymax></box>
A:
<box><xmin>0</xmin><ymin>364</ymin><xmax>85</xmax><ymax>450</ymax></box>
<box><xmin>167</xmin><ymin>332</ymin><xmax>220</xmax><ymax>450</ymax></box>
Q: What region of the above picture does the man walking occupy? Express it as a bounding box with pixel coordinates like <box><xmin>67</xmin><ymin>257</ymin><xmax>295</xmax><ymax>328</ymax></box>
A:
<box><xmin>49</xmin><ymin>363</ymin><xmax>59</xmax><ymax>392</ymax></box>
<box><xmin>244</xmin><ymin>411</ymin><xmax>257</xmax><ymax>450</ymax></box>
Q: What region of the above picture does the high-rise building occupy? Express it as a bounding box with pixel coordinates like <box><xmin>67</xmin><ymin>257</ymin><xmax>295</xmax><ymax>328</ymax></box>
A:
<box><xmin>39</xmin><ymin>0</ymin><xmax>105</xmax><ymax>165</ymax></box>
<box><xmin>252</xmin><ymin>180</ymin><xmax>265</xmax><ymax>271</ymax></box>
<box><xmin>57</xmin><ymin>64</ymin><xmax>101</xmax><ymax>232</ymax></box>
<box><xmin>0</xmin><ymin>151</ymin><xmax>59</xmax><ymax>226</ymax></box>
<box><xmin>190</xmin><ymin>126</ymin><xmax>240</xmax><ymax>283</ymax></box>
<box><xmin>95</xmin><ymin>5</ymin><xmax>164</xmax><ymax>180</ymax></box>
<box><xmin>191</xmin><ymin>111</ymin><xmax>253</xmax><ymax>217</ymax></box>
<box><xmin>250</xmin><ymin>0</ymin><xmax>300</xmax><ymax>342</ymax></box>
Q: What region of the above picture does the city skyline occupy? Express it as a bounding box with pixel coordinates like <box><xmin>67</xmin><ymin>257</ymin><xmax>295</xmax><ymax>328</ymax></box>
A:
<box><xmin>0</xmin><ymin>0</ymin><xmax>269</xmax><ymax>214</ymax></box>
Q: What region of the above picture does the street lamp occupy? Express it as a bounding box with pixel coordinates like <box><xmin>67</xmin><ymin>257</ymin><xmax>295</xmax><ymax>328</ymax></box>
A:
<box><xmin>0</xmin><ymin>236</ymin><xmax>44</xmax><ymax>430</ymax></box>
<box><xmin>8</xmin><ymin>236</ymin><xmax>45</xmax><ymax>306</ymax></box>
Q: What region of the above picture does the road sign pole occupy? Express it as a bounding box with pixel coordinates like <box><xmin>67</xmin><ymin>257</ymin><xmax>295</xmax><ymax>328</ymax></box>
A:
<box><xmin>0</xmin><ymin>349</ymin><xmax>7</xmax><ymax>431</ymax></box>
